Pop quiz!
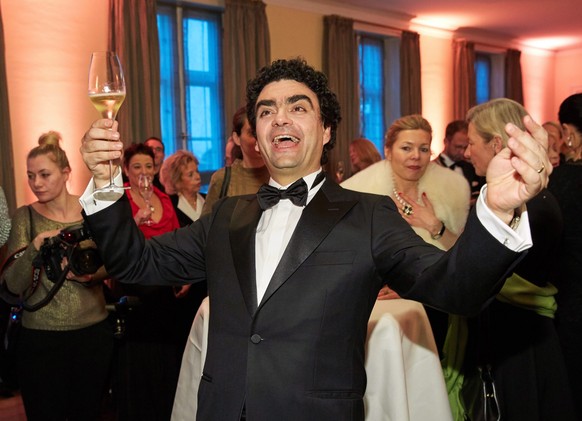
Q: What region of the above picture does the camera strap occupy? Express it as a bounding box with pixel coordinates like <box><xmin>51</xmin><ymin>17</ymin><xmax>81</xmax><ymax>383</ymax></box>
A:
<box><xmin>0</xmin><ymin>205</ymin><xmax>67</xmax><ymax>312</ymax></box>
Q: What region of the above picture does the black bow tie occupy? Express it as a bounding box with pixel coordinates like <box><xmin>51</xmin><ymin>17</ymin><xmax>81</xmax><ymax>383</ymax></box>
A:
<box><xmin>257</xmin><ymin>172</ymin><xmax>325</xmax><ymax>210</ymax></box>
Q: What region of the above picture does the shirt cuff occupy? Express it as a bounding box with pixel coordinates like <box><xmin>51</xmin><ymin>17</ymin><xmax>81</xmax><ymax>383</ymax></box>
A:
<box><xmin>475</xmin><ymin>185</ymin><xmax>532</xmax><ymax>252</ymax></box>
<box><xmin>79</xmin><ymin>172</ymin><xmax>125</xmax><ymax>215</ymax></box>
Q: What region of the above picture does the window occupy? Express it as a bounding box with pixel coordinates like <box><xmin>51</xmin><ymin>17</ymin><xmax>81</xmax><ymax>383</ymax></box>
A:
<box><xmin>157</xmin><ymin>3</ymin><xmax>224</xmax><ymax>180</ymax></box>
<box><xmin>475</xmin><ymin>53</ymin><xmax>491</xmax><ymax>104</ymax></box>
<box><xmin>357</xmin><ymin>33</ymin><xmax>400</xmax><ymax>155</ymax></box>
<box><xmin>475</xmin><ymin>51</ymin><xmax>505</xmax><ymax>104</ymax></box>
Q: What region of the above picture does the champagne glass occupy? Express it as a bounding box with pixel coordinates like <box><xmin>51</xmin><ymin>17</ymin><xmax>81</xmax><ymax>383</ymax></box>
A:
<box><xmin>138</xmin><ymin>174</ymin><xmax>154</xmax><ymax>226</ymax></box>
<box><xmin>88</xmin><ymin>51</ymin><xmax>127</xmax><ymax>200</ymax></box>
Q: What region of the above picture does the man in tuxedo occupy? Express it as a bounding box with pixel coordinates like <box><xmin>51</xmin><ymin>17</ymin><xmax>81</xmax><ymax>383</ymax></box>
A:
<box><xmin>435</xmin><ymin>120</ymin><xmax>485</xmax><ymax>205</ymax></box>
<box><xmin>79</xmin><ymin>59</ymin><xmax>550</xmax><ymax>420</ymax></box>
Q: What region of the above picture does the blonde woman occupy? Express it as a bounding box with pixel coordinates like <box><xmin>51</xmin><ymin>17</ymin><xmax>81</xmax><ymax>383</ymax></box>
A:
<box><xmin>1</xmin><ymin>131</ymin><xmax>112</xmax><ymax>420</ymax></box>
<box><xmin>448</xmin><ymin>98</ymin><xmax>575</xmax><ymax>421</ymax></box>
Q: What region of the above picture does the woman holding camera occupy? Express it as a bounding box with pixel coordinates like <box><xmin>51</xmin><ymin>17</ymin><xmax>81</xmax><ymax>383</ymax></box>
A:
<box><xmin>1</xmin><ymin>131</ymin><xmax>113</xmax><ymax>421</ymax></box>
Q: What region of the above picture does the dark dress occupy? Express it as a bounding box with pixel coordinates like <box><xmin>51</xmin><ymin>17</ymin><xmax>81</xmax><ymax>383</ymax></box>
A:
<box><xmin>462</xmin><ymin>189</ymin><xmax>575</xmax><ymax>420</ymax></box>
<box><xmin>548</xmin><ymin>162</ymin><xmax>582</xmax><ymax>420</ymax></box>
<box><xmin>168</xmin><ymin>193</ymin><xmax>208</xmax><ymax>346</ymax></box>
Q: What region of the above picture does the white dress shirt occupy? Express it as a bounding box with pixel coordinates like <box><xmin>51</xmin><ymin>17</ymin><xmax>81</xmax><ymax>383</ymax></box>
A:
<box><xmin>254</xmin><ymin>170</ymin><xmax>323</xmax><ymax>304</ymax></box>
<box><xmin>439</xmin><ymin>153</ymin><xmax>464</xmax><ymax>176</ymax></box>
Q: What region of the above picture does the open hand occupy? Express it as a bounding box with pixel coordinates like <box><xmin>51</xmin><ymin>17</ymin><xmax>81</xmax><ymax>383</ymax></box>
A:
<box><xmin>485</xmin><ymin>115</ymin><xmax>550</xmax><ymax>223</ymax></box>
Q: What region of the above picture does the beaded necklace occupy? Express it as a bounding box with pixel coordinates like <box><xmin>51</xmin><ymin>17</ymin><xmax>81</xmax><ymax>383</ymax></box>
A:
<box><xmin>392</xmin><ymin>178</ymin><xmax>421</xmax><ymax>216</ymax></box>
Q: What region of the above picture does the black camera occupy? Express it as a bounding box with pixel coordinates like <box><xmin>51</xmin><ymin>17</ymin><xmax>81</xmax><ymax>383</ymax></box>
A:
<box><xmin>38</xmin><ymin>223</ymin><xmax>103</xmax><ymax>281</ymax></box>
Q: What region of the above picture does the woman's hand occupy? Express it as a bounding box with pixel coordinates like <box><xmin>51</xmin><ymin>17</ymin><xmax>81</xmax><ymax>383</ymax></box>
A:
<box><xmin>133</xmin><ymin>205</ymin><xmax>153</xmax><ymax>226</ymax></box>
<box><xmin>174</xmin><ymin>285</ymin><xmax>191</xmax><ymax>298</ymax></box>
<box><xmin>377</xmin><ymin>285</ymin><xmax>400</xmax><ymax>300</ymax></box>
<box><xmin>32</xmin><ymin>230</ymin><xmax>62</xmax><ymax>251</ymax></box>
<box><xmin>397</xmin><ymin>192</ymin><xmax>441</xmax><ymax>234</ymax></box>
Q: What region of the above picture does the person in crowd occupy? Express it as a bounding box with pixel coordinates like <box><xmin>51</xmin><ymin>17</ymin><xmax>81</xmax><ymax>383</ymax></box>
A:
<box><xmin>342</xmin><ymin>115</ymin><xmax>470</xmax><ymax>349</ymax></box>
<box><xmin>556</xmin><ymin>109</ymin><xmax>582</xmax><ymax>162</ymax></box>
<box><xmin>548</xmin><ymin>93</ymin><xmax>582</xmax><ymax>420</ymax></box>
<box><xmin>0</xmin><ymin>186</ymin><xmax>10</xmax><ymax>247</ymax></box>
<box><xmin>348</xmin><ymin>137</ymin><xmax>381</xmax><ymax>175</ymax></box>
<box><xmin>144</xmin><ymin>136</ymin><xmax>166</xmax><ymax>192</ymax></box>
<box><xmin>434</xmin><ymin>120</ymin><xmax>484</xmax><ymax>206</ymax></box>
<box><xmin>225</xmin><ymin>135</ymin><xmax>243</xmax><ymax>167</ymax></box>
<box><xmin>0</xmin><ymin>186</ymin><xmax>12</xmax><ymax>395</ymax></box>
<box><xmin>343</xmin><ymin>115</ymin><xmax>470</xmax><ymax>250</ymax></box>
<box><xmin>160</xmin><ymin>149</ymin><xmax>205</xmax><ymax>226</ymax></box>
<box><xmin>543</xmin><ymin>121</ymin><xmax>563</xmax><ymax>167</ymax></box>
<box><xmin>202</xmin><ymin>106</ymin><xmax>269</xmax><ymax>215</ymax></box>
<box><xmin>112</xmin><ymin>142</ymin><xmax>183</xmax><ymax>420</ymax></box>
<box><xmin>442</xmin><ymin>98</ymin><xmax>574</xmax><ymax>421</ymax></box>
<box><xmin>80</xmin><ymin>58</ymin><xmax>549</xmax><ymax>420</ymax></box>
<box><xmin>159</xmin><ymin>149</ymin><xmax>208</xmax><ymax>346</ymax></box>
<box><xmin>1</xmin><ymin>131</ymin><xmax>113</xmax><ymax>420</ymax></box>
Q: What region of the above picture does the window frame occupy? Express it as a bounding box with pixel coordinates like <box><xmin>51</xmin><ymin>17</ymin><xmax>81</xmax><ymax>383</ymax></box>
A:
<box><xmin>157</xmin><ymin>1</ymin><xmax>225</xmax><ymax>186</ymax></box>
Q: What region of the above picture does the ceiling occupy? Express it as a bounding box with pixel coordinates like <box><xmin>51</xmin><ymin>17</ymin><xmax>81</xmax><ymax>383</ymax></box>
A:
<box><xmin>331</xmin><ymin>0</ymin><xmax>582</xmax><ymax>51</ymax></box>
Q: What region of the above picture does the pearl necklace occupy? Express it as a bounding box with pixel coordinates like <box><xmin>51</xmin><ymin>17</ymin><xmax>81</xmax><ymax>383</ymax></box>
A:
<box><xmin>392</xmin><ymin>188</ymin><xmax>414</xmax><ymax>216</ymax></box>
<box><xmin>392</xmin><ymin>178</ymin><xmax>421</xmax><ymax>216</ymax></box>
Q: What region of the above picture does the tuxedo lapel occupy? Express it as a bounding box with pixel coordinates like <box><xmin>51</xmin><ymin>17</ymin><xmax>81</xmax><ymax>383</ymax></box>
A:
<box><xmin>230</xmin><ymin>197</ymin><xmax>262</xmax><ymax>315</ymax></box>
<box><xmin>259</xmin><ymin>182</ymin><xmax>357</xmax><ymax>308</ymax></box>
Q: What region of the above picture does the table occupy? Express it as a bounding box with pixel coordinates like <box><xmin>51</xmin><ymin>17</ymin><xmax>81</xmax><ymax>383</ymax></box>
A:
<box><xmin>171</xmin><ymin>298</ymin><xmax>452</xmax><ymax>421</ymax></box>
<box><xmin>364</xmin><ymin>300</ymin><xmax>452</xmax><ymax>420</ymax></box>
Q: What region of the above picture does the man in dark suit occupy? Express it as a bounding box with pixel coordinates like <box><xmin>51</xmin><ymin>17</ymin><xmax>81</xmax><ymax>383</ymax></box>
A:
<box><xmin>434</xmin><ymin>120</ymin><xmax>485</xmax><ymax>206</ymax></box>
<box><xmin>79</xmin><ymin>59</ymin><xmax>551</xmax><ymax>420</ymax></box>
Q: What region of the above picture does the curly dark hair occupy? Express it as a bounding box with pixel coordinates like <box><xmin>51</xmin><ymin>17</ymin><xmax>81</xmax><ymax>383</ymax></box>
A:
<box><xmin>246</xmin><ymin>58</ymin><xmax>342</xmax><ymax>164</ymax></box>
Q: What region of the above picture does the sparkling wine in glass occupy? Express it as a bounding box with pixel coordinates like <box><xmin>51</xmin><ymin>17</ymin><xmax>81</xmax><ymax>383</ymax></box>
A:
<box><xmin>138</xmin><ymin>174</ymin><xmax>154</xmax><ymax>226</ymax></box>
<box><xmin>88</xmin><ymin>51</ymin><xmax>127</xmax><ymax>200</ymax></box>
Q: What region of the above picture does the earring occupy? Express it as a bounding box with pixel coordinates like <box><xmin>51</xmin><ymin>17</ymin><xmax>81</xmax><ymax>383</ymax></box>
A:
<box><xmin>568</xmin><ymin>135</ymin><xmax>573</xmax><ymax>147</ymax></box>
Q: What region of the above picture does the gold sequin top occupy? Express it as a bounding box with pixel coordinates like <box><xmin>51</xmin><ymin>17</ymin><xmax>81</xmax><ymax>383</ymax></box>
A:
<box><xmin>2</xmin><ymin>205</ymin><xmax>108</xmax><ymax>330</ymax></box>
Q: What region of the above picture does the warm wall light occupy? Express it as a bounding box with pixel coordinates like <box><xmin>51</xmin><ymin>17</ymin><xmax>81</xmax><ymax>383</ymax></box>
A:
<box><xmin>522</xmin><ymin>36</ymin><xmax>581</xmax><ymax>51</ymax></box>
<box><xmin>411</xmin><ymin>15</ymin><xmax>471</xmax><ymax>32</ymax></box>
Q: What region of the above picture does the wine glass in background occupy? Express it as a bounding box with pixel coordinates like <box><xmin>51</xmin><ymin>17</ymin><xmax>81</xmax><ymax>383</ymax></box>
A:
<box><xmin>138</xmin><ymin>174</ymin><xmax>154</xmax><ymax>226</ymax></box>
<box><xmin>88</xmin><ymin>51</ymin><xmax>127</xmax><ymax>200</ymax></box>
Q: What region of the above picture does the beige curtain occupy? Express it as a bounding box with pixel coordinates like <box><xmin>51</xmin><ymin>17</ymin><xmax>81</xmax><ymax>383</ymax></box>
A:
<box><xmin>400</xmin><ymin>31</ymin><xmax>422</xmax><ymax>116</ymax></box>
<box><xmin>0</xmin><ymin>6</ymin><xmax>15</xmax><ymax>213</ymax></box>
<box><xmin>453</xmin><ymin>40</ymin><xmax>476</xmax><ymax>120</ymax></box>
<box><xmin>223</xmin><ymin>0</ymin><xmax>270</xmax><ymax>132</ymax></box>
<box><xmin>109</xmin><ymin>0</ymin><xmax>161</xmax><ymax>146</ymax></box>
<box><xmin>323</xmin><ymin>15</ymin><xmax>359</xmax><ymax>181</ymax></box>
<box><xmin>505</xmin><ymin>49</ymin><xmax>524</xmax><ymax>104</ymax></box>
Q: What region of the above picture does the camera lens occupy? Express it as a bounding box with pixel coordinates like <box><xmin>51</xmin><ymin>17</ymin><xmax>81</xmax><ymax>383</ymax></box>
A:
<box><xmin>69</xmin><ymin>247</ymin><xmax>102</xmax><ymax>276</ymax></box>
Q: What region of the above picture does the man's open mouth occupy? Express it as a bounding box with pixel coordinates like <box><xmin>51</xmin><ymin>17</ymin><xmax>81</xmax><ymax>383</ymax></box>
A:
<box><xmin>273</xmin><ymin>134</ymin><xmax>300</xmax><ymax>145</ymax></box>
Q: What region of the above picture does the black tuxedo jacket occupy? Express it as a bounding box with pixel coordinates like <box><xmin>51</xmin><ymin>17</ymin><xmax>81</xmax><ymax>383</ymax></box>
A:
<box><xmin>84</xmin><ymin>178</ymin><xmax>522</xmax><ymax>420</ymax></box>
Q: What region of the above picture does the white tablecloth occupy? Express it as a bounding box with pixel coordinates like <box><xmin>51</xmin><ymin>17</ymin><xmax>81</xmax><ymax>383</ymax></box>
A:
<box><xmin>364</xmin><ymin>300</ymin><xmax>452</xmax><ymax>421</ymax></box>
<box><xmin>171</xmin><ymin>298</ymin><xmax>452</xmax><ymax>421</ymax></box>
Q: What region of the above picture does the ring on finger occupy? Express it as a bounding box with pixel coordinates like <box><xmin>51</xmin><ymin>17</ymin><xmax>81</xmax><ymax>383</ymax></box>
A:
<box><xmin>403</xmin><ymin>204</ymin><xmax>414</xmax><ymax>216</ymax></box>
<box><xmin>536</xmin><ymin>164</ymin><xmax>545</xmax><ymax>174</ymax></box>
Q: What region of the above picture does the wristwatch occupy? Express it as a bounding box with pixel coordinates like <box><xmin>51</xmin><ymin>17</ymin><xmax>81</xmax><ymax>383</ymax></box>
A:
<box><xmin>431</xmin><ymin>221</ymin><xmax>446</xmax><ymax>240</ymax></box>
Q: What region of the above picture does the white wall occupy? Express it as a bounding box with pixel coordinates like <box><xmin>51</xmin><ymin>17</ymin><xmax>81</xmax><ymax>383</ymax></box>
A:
<box><xmin>555</xmin><ymin>47</ymin><xmax>582</xmax><ymax>115</ymax></box>
<box><xmin>1</xmin><ymin>0</ymin><xmax>108</xmax><ymax>206</ymax></box>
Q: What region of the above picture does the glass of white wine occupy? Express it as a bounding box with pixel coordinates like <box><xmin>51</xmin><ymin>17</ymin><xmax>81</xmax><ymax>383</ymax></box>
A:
<box><xmin>138</xmin><ymin>174</ymin><xmax>154</xmax><ymax>226</ymax></box>
<box><xmin>88</xmin><ymin>51</ymin><xmax>127</xmax><ymax>200</ymax></box>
